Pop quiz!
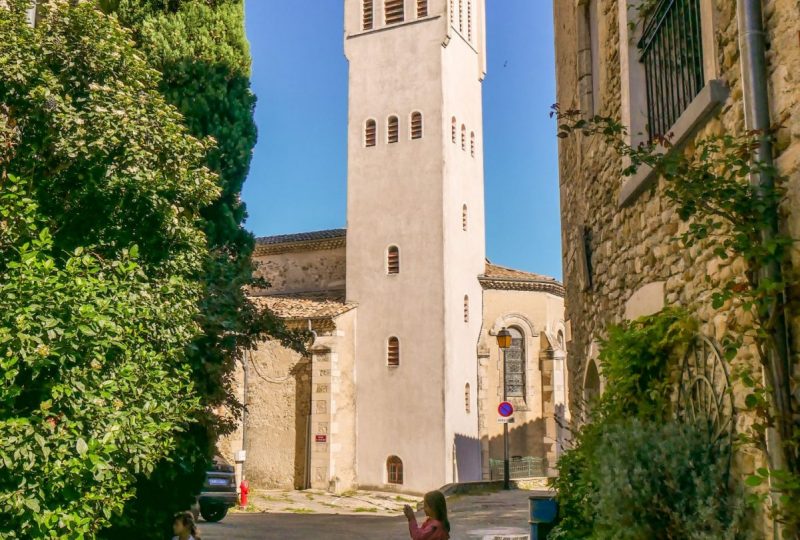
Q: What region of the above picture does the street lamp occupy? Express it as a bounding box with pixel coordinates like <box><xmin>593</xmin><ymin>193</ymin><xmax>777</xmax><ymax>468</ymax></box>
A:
<box><xmin>496</xmin><ymin>327</ymin><xmax>512</xmax><ymax>490</ymax></box>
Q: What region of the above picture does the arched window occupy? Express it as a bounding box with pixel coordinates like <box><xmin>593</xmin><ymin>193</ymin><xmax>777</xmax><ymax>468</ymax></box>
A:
<box><xmin>467</xmin><ymin>0</ymin><xmax>472</xmax><ymax>41</ymax></box>
<box><xmin>458</xmin><ymin>0</ymin><xmax>463</xmax><ymax>32</ymax></box>
<box><xmin>411</xmin><ymin>112</ymin><xmax>423</xmax><ymax>140</ymax></box>
<box><xmin>504</xmin><ymin>327</ymin><xmax>526</xmax><ymax>399</ymax></box>
<box><xmin>387</xmin><ymin>456</ymin><xmax>403</xmax><ymax>484</ymax></box>
<box><xmin>470</xmin><ymin>131</ymin><xmax>475</xmax><ymax>157</ymax></box>
<box><xmin>387</xmin><ymin>115</ymin><xmax>399</xmax><ymax>143</ymax></box>
<box><xmin>557</xmin><ymin>330</ymin><xmax>565</xmax><ymax>349</ymax></box>
<box><xmin>461</xmin><ymin>124</ymin><xmax>466</xmax><ymax>151</ymax></box>
<box><xmin>365</xmin><ymin>119</ymin><xmax>377</xmax><ymax>147</ymax></box>
<box><xmin>463</xmin><ymin>295</ymin><xmax>469</xmax><ymax>323</ymax></box>
<box><xmin>363</xmin><ymin>0</ymin><xmax>373</xmax><ymax>30</ymax></box>
<box><xmin>451</xmin><ymin>117</ymin><xmax>457</xmax><ymax>144</ymax></box>
<box><xmin>462</xmin><ymin>204</ymin><xmax>467</xmax><ymax>231</ymax></box>
<box><xmin>387</xmin><ymin>337</ymin><xmax>400</xmax><ymax>366</ymax></box>
<box><xmin>465</xmin><ymin>383</ymin><xmax>471</xmax><ymax>413</ymax></box>
<box><xmin>417</xmin><ymin>0</ymin><xmax>427</xmax><ymax>18</ymax></box>
<box><xmin>385</xmin><ymin>0</ymin><xmax>404</xmax><ymax>24</ymax></box>
<box><xmin>387</xmin><ymin>245</ymin><xmax>400</xmax><ymax>274</ymax></box>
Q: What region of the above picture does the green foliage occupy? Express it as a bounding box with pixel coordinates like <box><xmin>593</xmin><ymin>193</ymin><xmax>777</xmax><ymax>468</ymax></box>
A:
<box><xmin>589</xmin><ymin>419</ymin><xmax>750</xmax><ymax>540</ymax></box>
<box><xmin>0</xmin><ymin>1</ymin><xmax>223</xmax><ymax>537</ymax></box>
<box><xmin>0</xmin><ymin>176</ymin><xmax>202</xmax><ymax>539</ymax></box>
<box><xmin>595</xmin><ymin>308</ymin><xmax>696</xmax><ymax>421</ymax></box>
<box><xmin>94</xmin><ymin>1</ymin><xmax>306</xmax><ymax>537</ymax></box>
<box><xmin>551</xmin><ymin>310</ymin><xmax>711</xmax><ymax>539</ymax></box>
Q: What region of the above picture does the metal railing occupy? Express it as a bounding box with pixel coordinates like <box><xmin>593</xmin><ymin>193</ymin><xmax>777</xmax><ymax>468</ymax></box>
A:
<box><xmin>489</xmin><ymin>457</ymin><xmax>547</xmax><ymax>480</ymax></box>
<box><xmin>638</xmin><ymin>0</ymin><xmax>704</xmax><ymax>140</ymax></box>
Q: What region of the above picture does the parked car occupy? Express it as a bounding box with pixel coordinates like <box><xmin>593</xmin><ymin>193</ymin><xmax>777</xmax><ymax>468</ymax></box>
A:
<box><xmin>191</xmin><ymin>455</ymin><xmax>238</xmax><ymax>522</ymax></box>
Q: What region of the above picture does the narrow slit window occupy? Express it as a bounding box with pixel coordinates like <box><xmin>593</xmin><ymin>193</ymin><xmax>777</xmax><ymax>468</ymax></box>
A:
<box><xmin>387</xmin><ymin>116</ymin><xmax>399</xmax><ymax>143</ymax></box>
<box><xmin>463</xmin><ymin>295</ymin><xmax>469</xmax><ymax>323</ymax></box>
<box><xmin>462</xmin><ymin>204</ymin><xmax>468</xmax><ymax>231</ymax></box>
<box><xmin>467</xmin><ymin>0</ymin><xmax>472</xmax><ymax>41</ymax></box>
<box><xmin>411</xmin><ymin>112</ymin><xmax>423</xmax><ymax>139</ymax></box>
<box><xmin>461</xmin><ymin>124</ymin><xmax>466</xmax><ymax>151</ymax></box>
<box><xmin>470</xmin><ymin>131</ymin><xmax>475</xmax><ymax>157</ymax></box>
<box><xmin>387</xmin><ymin>456</ymin><xmax>403</xmax><ymax>484</ymax></box>
<box><xmin>417</xmin><ymin>0</ymin><xmax>427</xmax><ymax>18</ymax></box>
<box><xmin>388</xmin><ymin>337</ymin><xmax>400</xmax><ymax>366</ymax></box>
<box><xmin>365</xmin><ymin>119</ymin><xmax>377</xmax><ymax>147</ymax></box>
<box><xmin>387</xmin><ymin>245</ymin><xmax>400</xmax><ymax>274</ymax></box>
<box><xmin>363</xmin><ymin>0</ymin><xmax>373</xmax><ymax>30</ymax></box>
<box><xmin>385</xmin><ymin>0</ymin><xmax>404</xmax><ymax>24</ymax></box>
<box><xmin>451</xmin><ymin>117</ymin><xmax>457</xmax><ymax>144</ymax></box>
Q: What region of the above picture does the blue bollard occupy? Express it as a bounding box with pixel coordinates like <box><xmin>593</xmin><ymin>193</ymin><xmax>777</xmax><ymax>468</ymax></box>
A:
<box><xmin>528</xmin><ymin>495</ymin><xmax>557</xmax><ymax>540</ymax></box>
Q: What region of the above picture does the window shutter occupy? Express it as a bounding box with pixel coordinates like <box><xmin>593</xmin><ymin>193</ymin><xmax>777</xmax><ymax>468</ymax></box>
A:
<box><xmin>363</xmin><ymin>0</ymin><xmax>374</xmax><ymax>30</ymax></box>
<box><xmin>461</xmin><ymin>125</ymin><xmax>466</xmax><ymax>151</ymax></box>
<box><xmin>451</xmin><ymin>117</ymin><xmax>457</xmax><ymax>144</ymax></box>
<box><xmin>462</xmin><ymin>204</ymin><xmax>468</xmax><ymax>231</ymax></box>
<box><xmin>470</xmin><ymin>131</ymin><xmax>475</xmax><ymax>157</ymax></box>
<box><xmin>464</xmin><ymin>295</ymin><xmax>469</xmax><ymax>322</ymax></box>
<box><xmin>417</xmin><ymin>0</ymin><xmax>428</xmax><ymax>17</ymax></box>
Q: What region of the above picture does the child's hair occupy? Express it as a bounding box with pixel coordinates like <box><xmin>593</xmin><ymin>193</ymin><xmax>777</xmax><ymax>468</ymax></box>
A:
<box><xmin>424</xmin><ymin>490</ymin><xmax>450</xmax><ymax>533</ymax></box>
<box><xmin>173</xmin><ymin>511</ymin><xmax>201</xmax><ymax>539</ymax></box>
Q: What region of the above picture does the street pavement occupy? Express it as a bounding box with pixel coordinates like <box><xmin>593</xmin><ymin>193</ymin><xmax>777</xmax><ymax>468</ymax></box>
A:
<box><xmin>201</xmin><ymin>488</ymin><xmax>537</xmax><ymax>539</ymax></box>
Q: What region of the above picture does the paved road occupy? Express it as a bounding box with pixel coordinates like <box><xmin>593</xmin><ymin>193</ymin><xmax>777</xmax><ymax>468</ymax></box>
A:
<box><xmin>201</xmin><ymin>512</ymin><xmax>409</xmax><ymax>540</ymax></box>
<box><xmin>201</xmin><ymin>488</ymin><xmax>536</xmax><ymax>539</ymax></box>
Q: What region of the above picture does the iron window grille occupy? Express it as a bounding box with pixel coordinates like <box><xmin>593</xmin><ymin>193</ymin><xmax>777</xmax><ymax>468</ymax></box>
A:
<box><xmin>638</xmin><ymin>0</ymin><xmax>704</xmax><ymax>141</ymax></box>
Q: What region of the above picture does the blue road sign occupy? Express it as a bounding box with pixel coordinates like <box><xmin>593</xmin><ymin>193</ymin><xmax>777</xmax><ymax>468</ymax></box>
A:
<box><xmin>498</xmin><ymin>401</ymin><xmax>514</xmax><ymax>417</ymax></box>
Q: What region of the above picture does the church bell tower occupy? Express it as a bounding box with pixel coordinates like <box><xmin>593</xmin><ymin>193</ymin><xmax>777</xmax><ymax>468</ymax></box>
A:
<box><xmin>344</xmin><ymin>0</ymin><xmax>487</xmax><ymax>492</ymax></box>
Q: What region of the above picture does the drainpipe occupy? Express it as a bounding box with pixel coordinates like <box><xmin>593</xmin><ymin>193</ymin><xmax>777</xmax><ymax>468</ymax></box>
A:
<box><xmin>737</xmin><ymin>1</ymin><xmax>794</xmax><ymax>536</ymax></box>
<box><xmin>305</xmin><ymin>320</ymin><xmax>318</xmax><ymax>490</ymax></box>
<box><xmin>241</xmin><ymin>349</ymin><xmax>250</xmax><ymax>482</ymax></box>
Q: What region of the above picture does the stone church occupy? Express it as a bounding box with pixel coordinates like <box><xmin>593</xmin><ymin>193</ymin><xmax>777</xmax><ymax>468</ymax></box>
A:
<box><xmin>221</xmin><ymin>0</ymin><xmax>567</xmax><ymax>495</ymax></box>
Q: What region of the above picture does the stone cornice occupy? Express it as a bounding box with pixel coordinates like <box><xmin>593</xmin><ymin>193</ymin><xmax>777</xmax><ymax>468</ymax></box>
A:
<box><xmin>254</xmin><ymin>237</ymin><xmax>346</xmax><ymax>256</ymax></box>
<box><xmin>478</xmin><ymin>276</ymin><xmax>566</xmax><ymax>297</ymax></box>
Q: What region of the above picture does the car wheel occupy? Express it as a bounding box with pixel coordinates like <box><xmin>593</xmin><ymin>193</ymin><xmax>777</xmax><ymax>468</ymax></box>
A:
<box><xmin>200</xmin><ymin>504</ymin><xmax>228</xmax><ymax>523</ymax></box>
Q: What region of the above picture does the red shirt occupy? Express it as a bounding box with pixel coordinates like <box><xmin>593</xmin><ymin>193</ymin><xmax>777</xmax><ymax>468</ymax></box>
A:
<box><xmin>408</xmin><ymin>516</ymin><xmax>450</xmax><ymax>540</ymax></box>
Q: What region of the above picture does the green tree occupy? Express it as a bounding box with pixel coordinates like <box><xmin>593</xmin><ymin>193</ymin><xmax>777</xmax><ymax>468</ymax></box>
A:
<box><xmin>0</xmin><ymin>1</ymin><xmax>220</xmax><ymax>536</ymax></box>
<box><xmin>98</xmin><ymin>1</ymin><xmax>303</xmax><ymax>536</ymax></box>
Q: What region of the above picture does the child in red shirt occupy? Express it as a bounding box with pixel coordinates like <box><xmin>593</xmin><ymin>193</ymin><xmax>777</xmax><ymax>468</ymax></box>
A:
<box><xmin>403</xmin><ymin>490</ymin><xmax>451</xmax><ymax>540</ymax></box>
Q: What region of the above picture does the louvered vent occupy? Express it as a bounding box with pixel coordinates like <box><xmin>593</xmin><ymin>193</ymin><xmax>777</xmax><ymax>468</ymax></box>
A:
<box><xmin>388</xmin><ymin>337</ymin><xmax>400</xmax><ymax>366</ymax></box>
<box><xmin>385</xmin><ymin>0</ymin><xmax>404</xmax><ymax>24</ymax></box>
<box><xmin>387</xmin><ymin>116</ymin><xmax>399</xmax><ymax>143</ymax></box>
<box><xmin>470</xmin><ymin>131</ymin><xmax>475</xmax><ymax>157</ymax></box>
<box><xmin>411</xmin><ymin>112</ymin><xmax>423</xmax><ymax>139</ymax></box>
<box><xmin>365</xmin><ymin>119</ymin><xmax>377</xmax><ymax>147</ymax></box>
<box><xmin>417</xmin><ymin>0</ymin><xmax>428</xmax><ymax>17</ymax></box>
<box><xmin>387</xmin><ymin>246</ymin><xmax>400</xmax><ymax>274</ymax></box>
<box><xmin>363</xmin><ymin>0</ymin><xmax>373</xmax><ymax>30</ymax></box>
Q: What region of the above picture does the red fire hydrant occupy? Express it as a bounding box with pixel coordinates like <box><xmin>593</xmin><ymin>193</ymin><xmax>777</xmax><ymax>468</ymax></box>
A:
<box><xmin>239</xmin><ymin>479</ymin><xmax>249</xmax><ymax>509</ymax></box>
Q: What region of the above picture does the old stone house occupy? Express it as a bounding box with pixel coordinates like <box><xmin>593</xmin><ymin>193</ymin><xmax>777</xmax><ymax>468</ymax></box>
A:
<box><xmin>554</xmin><ymin>0</ymin><xmax>799</xmax><ymax>524</ymax></box>
<box><xmin>219</xmin><ymin>0</ymin><xmax>568</xmax><ymax>495</ymax></box>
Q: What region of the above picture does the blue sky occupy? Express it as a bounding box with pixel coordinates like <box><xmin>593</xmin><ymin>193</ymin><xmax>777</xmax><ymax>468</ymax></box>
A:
<box><xmin>242</xmin><ymin>1</ymin><xmax>562</xmax><ymax>280</ymax></box>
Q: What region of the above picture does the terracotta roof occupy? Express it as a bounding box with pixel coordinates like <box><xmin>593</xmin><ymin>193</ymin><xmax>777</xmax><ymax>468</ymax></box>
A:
<box><xmin>480</xmin><ymin>261</ymin><xmax>565</xmax><ymax>297</ymax></box>
<box><xmin>250</xmin><ymin>291</ymin><xmax>355</xmax><ymax>321</ymax></box>
<box><xmin>256</xmin><ymin>229</ymin><xmax>346</xmax><ymax>246</ymax></box>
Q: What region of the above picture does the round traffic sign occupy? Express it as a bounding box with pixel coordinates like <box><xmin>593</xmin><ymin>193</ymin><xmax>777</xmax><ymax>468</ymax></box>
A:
<box><xmin>498</xmin><ymin>401</ymin><xmax>514</xmax><ymax>417</ymax></box>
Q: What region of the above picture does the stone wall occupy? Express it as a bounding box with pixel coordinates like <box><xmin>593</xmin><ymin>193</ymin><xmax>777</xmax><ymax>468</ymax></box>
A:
<box><xmin>554</xmin><ymin>0</ymin><xmax>800</xmax><ymax>519</ymax></box>
<box><xmin>220</xmin><ymin>340</ymin><xmax>312</xmax><ymax>490</ymax></box>
<box><xmin>253</xmin><ymin>245</ymin><xmax>346</xmax><ymax>295</ymax></box>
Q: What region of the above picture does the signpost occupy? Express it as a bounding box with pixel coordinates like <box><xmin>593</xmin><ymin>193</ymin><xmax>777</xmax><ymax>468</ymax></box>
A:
<box><xmin>498</xmin><ymin>400</ymin><xmax>514</xmax><ymax>489</ymax></box>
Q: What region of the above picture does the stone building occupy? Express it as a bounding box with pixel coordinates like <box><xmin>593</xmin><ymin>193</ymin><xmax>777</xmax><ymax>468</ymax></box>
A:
<box><xmin>221</xmin><ymin>0</ymin><xmax>567</xmax><ymax>495</ymax></box>
<box><xmin>554</xmin><ymin>0</ymin><xmax>799</xmax><ymax>517</ymax></box>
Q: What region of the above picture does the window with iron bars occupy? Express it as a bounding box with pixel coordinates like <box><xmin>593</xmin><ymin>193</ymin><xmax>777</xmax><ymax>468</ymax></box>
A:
<box><xmin>638</xmin><ymin>0</ymin><xmax>704</xmax><ymax>141</ymax></box>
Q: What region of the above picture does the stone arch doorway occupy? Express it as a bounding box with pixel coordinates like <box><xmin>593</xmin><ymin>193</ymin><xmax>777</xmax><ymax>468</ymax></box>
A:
<box><xmin>583</xmin><ymin>359</ymin><xmax>601</xmax><ymax>416</ymax></box>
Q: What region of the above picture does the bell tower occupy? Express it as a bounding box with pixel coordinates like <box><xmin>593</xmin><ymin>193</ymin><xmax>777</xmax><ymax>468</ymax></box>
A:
<box><xmin>344</xmin><ymin>0</ymin><xmax>487</xmax><ymax>491</ymax></box>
